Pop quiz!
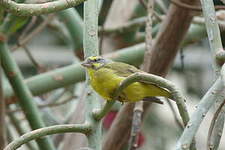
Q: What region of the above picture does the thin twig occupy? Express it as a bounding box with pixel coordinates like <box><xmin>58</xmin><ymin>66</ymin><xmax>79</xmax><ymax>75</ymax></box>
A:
<box><xmin>143</xmin><ymin>0</ymin><xmax>154</xmax><ymax>72</ymax></box>
<box><xmin>207</xmin><ymin>99</ymin><xmax>225</xmax><ymax>150</ymax></box>
<box><xmin>128</xmin><ymin>102</ymin><xmax>143</xmax><ymax>150</ymax></box>
<box><xmin>22</xmin><ymin>46</ymin><xmax>44</xmax><ymax>71</ymax></box>
<box><xmin>18</xmin><ymin>16</ymin><xmax>37</xmax><ymax>41</ymax></box>
<box><xmin>12</xmin><ymin>14</ymin><xmax>55</xmax><ymax>51</ymax></box>
<box><xmin>166</xmin><ymin>99</ymin><xmax>184</xmax><ymax>130</ymax></box>
<box><xmin>138</xmin><ymin>0</ymin><xmax>163</xmax><ymax>22</ymax></box>
<box><xmin>128</xmin><ymin>0</ymin><xmax>154</xmax><ymax>149</ymax></box>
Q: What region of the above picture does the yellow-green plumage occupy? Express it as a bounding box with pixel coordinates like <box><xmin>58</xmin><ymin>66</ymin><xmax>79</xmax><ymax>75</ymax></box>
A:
<box><xmin>85</xmin><ymin>59</ymin><xmax>170</xmax><ymax>102</ymax></box>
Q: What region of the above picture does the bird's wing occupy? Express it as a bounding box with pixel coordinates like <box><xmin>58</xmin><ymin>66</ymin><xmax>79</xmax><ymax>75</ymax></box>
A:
<box><xmin>104</xmin><ymin>62</ymin><xmax>142</xmax><ymax>77</ymax></box>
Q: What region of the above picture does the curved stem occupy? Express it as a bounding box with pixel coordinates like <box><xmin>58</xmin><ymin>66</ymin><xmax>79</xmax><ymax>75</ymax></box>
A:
<box><xmin>4</xmin><ymin>124</ymin><xmax>91</xmax><ymax>150</ymax></box>
<box><xmin>176</xmin><ymin>78</ymin><xmax>225</xmax><ymax>150</ymax></box>
<box><xmin>1</xmin><ymin>0</ymin><xmax>87</xmax><ymax>16</ymax></box>
<box><xmin>200</xmin><ymin>0</ymin><xmax>225</xmax><ymax>149</ymax></box>
<box><xmin>113</xmin><ymin>72</ymin><xmax>190</xmax><ymax>126</ymax></box>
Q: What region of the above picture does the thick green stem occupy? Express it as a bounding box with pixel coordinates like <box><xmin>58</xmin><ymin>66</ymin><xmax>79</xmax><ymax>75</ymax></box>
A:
<box><xmin>200</xmin><ymin>0</ymin><xmax>224</xmax><ymax>149</ymax></box>
<box><xmin>176</xmin><ymin>78</ymin><xmax>225</xmax><ymax>150</ymax></box>
<box><xmin>0</xmin><ymin>42</ymin><xmax>55</xmax><ymax>150</ymax></box>
<box><xmin>83</xmin><ymin>0</ymin><xmax>102</xmax><ymax>149</ymax></box>
<box><xmin>1</xmin><ymin>0</ymin><xmax>87</xmax><ymax>16</ymax></box>
<box><xmin>200</xmin><ymin>0</ymin><xmax>223</xmax><ymax>75</ymax></box>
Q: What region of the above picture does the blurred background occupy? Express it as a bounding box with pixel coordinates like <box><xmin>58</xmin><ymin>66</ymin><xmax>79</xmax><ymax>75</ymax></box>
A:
<box><xmin>3</xmin><ymin>0</ymin><xmax>225</xmax><ymax>150</ymax></box>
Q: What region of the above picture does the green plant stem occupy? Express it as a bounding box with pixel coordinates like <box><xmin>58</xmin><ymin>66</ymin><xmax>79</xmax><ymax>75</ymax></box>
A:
<box><xmin>200</xmin><ymin>0</ymin><xmax>224</xmax><ymax>149</ymax></box>
<box><xmin>200</xmin><ymin>0</ymin><xmax>223</xmax><ymax>75</ymax></box>
<box><xmin>114</xmin><ymin>72</ymin><xmax>189</xmax><ymax>125</ymax></box>
<box><xmin>3</xmin><ymin>124</ymin><xmax>91</xmax><ymax>150</ymax></box>
<box><xmin>92</xmin><ymin>101</ymin><xmax>115</xmax><ymax>120</ymax></box>
<box><xmin>1</xmin><ymin>0</ymin><xmax>87</xmax><ymax>16</ymax></box>
<box><xmin>0</xmin><ymin>42</ymin><xmax>55</xmax><ymax>150</ymax></box>
<box><xmin>83</xmin><ymin>0</ymin><xmax>102</xmax><ymax>149</ymax></box>
<box><xmin>176</xmin><ymin>78</ymin><xmax>225</xmax><ymax>150</ymax></box>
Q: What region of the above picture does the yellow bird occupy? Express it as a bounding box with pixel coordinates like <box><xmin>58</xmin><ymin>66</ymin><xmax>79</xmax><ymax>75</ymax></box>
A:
<box><xmin>81</xmin><ymin>56</ymin><xmax>171</xmax><ymax>103</ymax></box>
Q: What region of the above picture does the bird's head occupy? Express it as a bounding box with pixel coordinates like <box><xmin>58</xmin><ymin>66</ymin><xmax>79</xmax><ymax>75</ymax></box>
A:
<box><xmin>81</xmin><ymin>56</ymin><xmax>109</xmax><ymax>70</ymax></box>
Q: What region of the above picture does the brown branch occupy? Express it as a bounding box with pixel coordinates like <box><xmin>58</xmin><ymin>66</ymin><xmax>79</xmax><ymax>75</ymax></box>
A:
<box><xmin>128</xmin><ymin>102</ymin><xmax>143</xmax><ymax>150</ymax></box>
<box><xmin>102</xmin><ymin>0</ymin><xmax>198</xmax><ymax>150</ymax></box>
<box><xmin>171</xmin><ymin>0</ymin><xmax>225</xmax><ymax>11</ymax></box>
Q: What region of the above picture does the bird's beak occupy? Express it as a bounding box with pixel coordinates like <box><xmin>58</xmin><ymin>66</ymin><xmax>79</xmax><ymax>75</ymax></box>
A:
<box><xmin>81</xmin><ymin>61</ymin><xmax>92</xmax><ymax>68</ymax></box>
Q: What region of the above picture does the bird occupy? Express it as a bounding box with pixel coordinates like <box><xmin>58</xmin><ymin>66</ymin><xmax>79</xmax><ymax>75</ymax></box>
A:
<box><xmin>81</xmin><ymin>56</ymin><xmax>171</xmax><ymax>103</ymax></box>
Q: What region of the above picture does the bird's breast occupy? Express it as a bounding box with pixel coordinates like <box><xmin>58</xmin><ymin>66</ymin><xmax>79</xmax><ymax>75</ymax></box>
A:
<box><xmin>88</xmin><ymin>68</ymin><xmax>122</xmax><ymax>100</ymax></box>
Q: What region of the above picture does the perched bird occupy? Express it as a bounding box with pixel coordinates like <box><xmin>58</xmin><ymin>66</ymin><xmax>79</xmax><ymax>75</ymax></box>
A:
<box><xmin>81</xmin><ymin>56</ymin><xmax>171</xmax><ymax>103</ymax></box>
